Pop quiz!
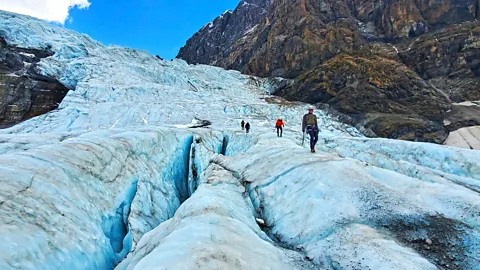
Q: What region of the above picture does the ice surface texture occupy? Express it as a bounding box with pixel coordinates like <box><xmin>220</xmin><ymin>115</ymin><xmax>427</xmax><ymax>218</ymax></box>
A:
<box><xmin>117</xmin><ymin>163</ymin><xmax>300</xmax><ymax>270</ymax></box>
<box><xmin>215</xmin><ymin>135</ymin><xmax>480</xmax><ymax>269</ymax></box>
<box><xmin>0</xmin><ymin>11</ymin><xmax>360</xmax><ymax>137</ymax></box>
<box><xmin>0</xmin><ymin>128</ymin><xmax>197</xmax><ymax>268</ymax></box>
<box><xmin>0</xmin><ymin>10</ymin><xmax>479</xmax><ymax>270</ymax></box>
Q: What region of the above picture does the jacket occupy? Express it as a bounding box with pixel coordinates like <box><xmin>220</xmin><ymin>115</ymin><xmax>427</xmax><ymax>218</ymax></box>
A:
<box><xmin>302</xmin><ymin>113</ymin><xmax>318</xmax><ymax>132</ymax></box>
<box><xmin>275</xmin><ymin>120</ymin><xmax>284</xmax><ymax>127</ymax></box>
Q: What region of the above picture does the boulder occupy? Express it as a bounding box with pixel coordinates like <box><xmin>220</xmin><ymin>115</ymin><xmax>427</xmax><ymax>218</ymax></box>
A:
<box><xmin>444</xmin><ymin>101</ymin><xmax>480</xmax><ymax>131</ymax></box>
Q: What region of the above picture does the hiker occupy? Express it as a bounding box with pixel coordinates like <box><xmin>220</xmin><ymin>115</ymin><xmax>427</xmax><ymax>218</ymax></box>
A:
<box><xmin>302</xmin><ymin>106</ymin><xmax>319</xmax><ymax>153</ymax></box>
<box><xmin>245</xmin><ymin>122</ymin><xmax>251</xmax><ymax>133</ymax></box>
<box><xmin>275</xmin><ymin>119</ymin><xmax>285</xmax><ymax>137</ymax></box>
<box><xmin>241</xmin><ymin>120</ymin><xmax>245</xmax><ymax>130</ymax></box>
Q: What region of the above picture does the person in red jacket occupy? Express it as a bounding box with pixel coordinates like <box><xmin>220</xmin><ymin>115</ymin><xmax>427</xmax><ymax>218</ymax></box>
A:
<box><xmin>275</xmin><ymin>119</ymin><xmax>285</xmax><ymax>137</ymax></box>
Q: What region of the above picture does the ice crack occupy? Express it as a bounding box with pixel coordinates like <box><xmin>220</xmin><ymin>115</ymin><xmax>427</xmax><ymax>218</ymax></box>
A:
<box><xmin>101</xmin><ymin>180</ymin><xmax>138</xmax><ymax>263</ymax></box>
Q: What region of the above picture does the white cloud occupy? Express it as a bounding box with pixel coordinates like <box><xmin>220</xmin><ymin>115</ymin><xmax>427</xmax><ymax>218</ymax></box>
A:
<box><xmin>0</xmin><ymin>0</ymin><xmax>91</xmax><ymax>24</ymax></box>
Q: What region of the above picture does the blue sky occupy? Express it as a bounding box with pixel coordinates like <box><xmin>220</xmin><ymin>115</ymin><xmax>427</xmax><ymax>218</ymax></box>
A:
<box><xmin>66</xmin><ymin>0</ymin><xmax>240</xmax><ymax>59</ymax></box>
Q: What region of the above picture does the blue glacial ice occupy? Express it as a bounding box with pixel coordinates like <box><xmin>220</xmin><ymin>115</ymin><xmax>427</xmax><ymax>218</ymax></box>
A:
<box><xmin>0</xmin><ymin>10</ymin><xmax>479</xmax><ymax>270</ymax></box>
<box><xmin>0</xmin><ymin>128</ymin><xmax>205</xmax><ymax>269</ymax></box>
<box><xmin>117</xmin><ymin>163</ymin><xmax>307</xmax><ymax>270</ymax></box>
<box><xmin>214</xmin><ymin>134</ymin><xmax>480</xmax><ymax>269</ymax></box>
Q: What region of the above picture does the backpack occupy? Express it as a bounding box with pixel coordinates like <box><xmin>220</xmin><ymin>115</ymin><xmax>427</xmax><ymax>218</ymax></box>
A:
<box><xmin>305</xmin><ymin>114</ymin><xmax>316</xmax><ymax>125</ymax></box>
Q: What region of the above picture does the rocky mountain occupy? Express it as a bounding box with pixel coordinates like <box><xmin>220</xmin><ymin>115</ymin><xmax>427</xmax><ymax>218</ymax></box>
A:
<box><xmin>178</xmin><ymin>0</ymin><xmax>480</xmax><ymax>143</ymax></box>
<box><xmin>178</xmin><ymin>0</ymin><xmax>268</xmax><ymax>67</ymax></box>
<box><xmin>0</xmin><ymin>36</ymin><xmax>69</xmax><ymax>128</ymax></box>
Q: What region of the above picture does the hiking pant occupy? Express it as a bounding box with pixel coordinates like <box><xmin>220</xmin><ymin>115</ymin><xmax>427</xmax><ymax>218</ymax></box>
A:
<box><xmin>276</xmin><ymin>126</ymin><xmax>283</xmax><ymax>137</ymax></box>
<box><xmin>306</xmin><ymin>126</ymin><xmax>318</xmax><ymax>150</ymax></box>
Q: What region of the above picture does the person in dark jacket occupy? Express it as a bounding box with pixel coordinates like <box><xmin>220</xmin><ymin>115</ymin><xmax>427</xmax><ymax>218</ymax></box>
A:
<box><xmin>245</xmin><ymin>122</ymin><xmax>251</xmax><ymax>133</ymax></box>
<box><xmin>241</xmin><ymin>120</ymin><xmax>245</xmax><ymax>130</ymax></box>
<box><xmin>302</xmin><ymin>106</ymin><xmax>319</xmax><ymax>153</ymax></box>
<box><xmin>275</xmin><ymin>119</ymin><xmax>285</xmax><ymax>137</ymax></box>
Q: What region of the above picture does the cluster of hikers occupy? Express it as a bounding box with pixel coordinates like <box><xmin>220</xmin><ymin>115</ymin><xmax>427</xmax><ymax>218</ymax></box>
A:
<box><xmin>240</xmin><ymin>106</ymin><xmax>319</xmax><ymax>153</ymax></box>
<box><xmin>240</xmin><ymin>120</ymin><xmax>251</xmax><ymax>133</ymax></box>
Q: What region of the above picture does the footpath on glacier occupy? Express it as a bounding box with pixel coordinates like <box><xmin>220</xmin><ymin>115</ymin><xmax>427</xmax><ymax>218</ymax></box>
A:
<box><xmin>0</xmin><ymin>10</ymin><xmax>479</xmax><ymax>270</ymax></box>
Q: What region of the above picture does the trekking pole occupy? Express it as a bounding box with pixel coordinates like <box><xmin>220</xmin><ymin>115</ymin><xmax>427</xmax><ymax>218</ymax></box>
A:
<box><xmin>302</xmin><ymin>131</ymin><xmax>305</xmax><ymax>146</ymax></box>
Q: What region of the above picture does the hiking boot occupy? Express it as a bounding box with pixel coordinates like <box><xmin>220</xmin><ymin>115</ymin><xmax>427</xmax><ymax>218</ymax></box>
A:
<box><xmin>311</xmin><ymin>148</ymin><xmax>315</xmax><ymax>153</ymax></box>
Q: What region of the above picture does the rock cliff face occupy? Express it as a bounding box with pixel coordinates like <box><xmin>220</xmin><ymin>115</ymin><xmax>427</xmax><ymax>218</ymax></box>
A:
<box><xmin>0</xmin><ymin>36</ymin><xmax>69</xmax><ymax>127</ymax></box>
<box><xmin>177</xmin><ymin>0</ymin><xmax>268</xmax><ymax>67</ymax></box>
<box><xmin>178</xmin><ymin>0</ymin><xmax>480</xmax><ymax>143</ymax></box>
<box><xmin>397</xmin><ymin>22</ymin><xmax>480</xmax><ymax>102</ymax></box>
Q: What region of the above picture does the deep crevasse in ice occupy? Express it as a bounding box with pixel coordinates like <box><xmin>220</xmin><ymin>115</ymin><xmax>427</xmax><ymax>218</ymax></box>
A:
<box><xmin>0</xmin><ymin>128</ymin><xmax>208</xmax><ymax>269</ymax></box>
<box><xmin>117</xmin><ymin>163</ymin><xmax>301</xmax><ymax>270</ymax></box>
<box><xmin>0</xmin><ymin>10</ymin><xmax>479</xmax><ymax>270</ymax></box>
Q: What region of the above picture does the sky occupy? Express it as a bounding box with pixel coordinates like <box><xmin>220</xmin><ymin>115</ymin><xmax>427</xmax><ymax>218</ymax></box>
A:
<box><xmin>0</xmin><ymin>0</ymin><xmax>240</xmax><ymax>59</ymax></box>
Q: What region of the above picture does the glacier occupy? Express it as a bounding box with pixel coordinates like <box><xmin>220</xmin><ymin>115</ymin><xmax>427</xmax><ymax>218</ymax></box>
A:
<box><xmin>0</xmin><ymin>10</ymin><xmax>479</xmax><ymax>270</ymax></box>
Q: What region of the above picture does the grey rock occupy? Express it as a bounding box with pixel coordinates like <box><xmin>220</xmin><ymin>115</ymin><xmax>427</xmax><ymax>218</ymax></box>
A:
<box><xmin>0</xmin><ymin>36</ymin><xmax>69</xmax><ymax>128</ymax></box>
<box><xmin>444</xmin><ymin>102</ymin><xmax>480</xmax><ymax>132</ymax></box>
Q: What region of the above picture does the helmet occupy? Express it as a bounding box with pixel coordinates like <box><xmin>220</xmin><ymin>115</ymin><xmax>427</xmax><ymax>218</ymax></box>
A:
<box><xmin>308</xmin><ymin>106</ymin><xmax>314</xmax><ymax>111</ymax></box>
